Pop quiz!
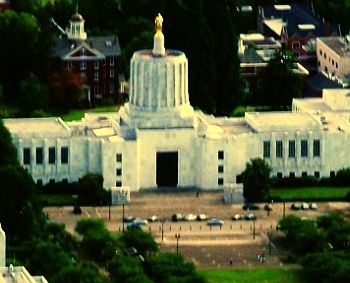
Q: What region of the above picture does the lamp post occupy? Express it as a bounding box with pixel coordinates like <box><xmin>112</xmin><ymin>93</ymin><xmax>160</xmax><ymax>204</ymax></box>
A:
<box><xmin>253</xmin><ymin>219</ymin><xmax>256</xmax><ymax>239</ymax></box>
<box><xmin>175</xmin><ymin>233</ymin><xmax>181</xmax><ymax>255</ymax></box>
<box><xmin>108</xmin><ymin>190</ymin><xmax>112</xmax><ymax>220</ymax></box>
<box><xmin>122</xmin><ymin>203</ymin><xmax>125</xmax><ymax>232</ymax></box>
<box><xmin>268</xmin><ymin>232</ymin><xmax>273</xmax><ymax>255</ymax></box>
<box><xmin>161</xmin><ymin>218</ymin><xmax>165</xmax><ymax>242</ymax></box>
<box><xmin>282</xmin><ymin>198</ymin><xmax>286</xmax><ymax>219</ymax></box>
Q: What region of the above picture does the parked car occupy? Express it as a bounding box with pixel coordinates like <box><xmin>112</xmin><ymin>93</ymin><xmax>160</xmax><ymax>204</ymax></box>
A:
<box><xmin>196</xmin><ymin>214</ymin><xmax>208</xmax><ymax>221</ymax></box>
<box><xmin>309</xmin><ymin>203</ymin><xmax>317</xmax><ymax>210</ymax></box>
<box><xmin>207</xmin><ymin>218</ymin><xmax>224</xmax><ymax>226</ymax></box>
<box><xmin>148</xmin><ymin>215</ymin><xmax>159</xmax><ymax>222</ymax></box>
<box><xmin>301</xmin><ymin>203</ymin><xmax>309</xmax><ymax>210</ymax></box>
<box><xmin>172</xmin><ymin>213</ymin><xmax>184</xmax><ymax>222</ymax></box>
<box><xmin>242</xmin><ymin>203</ymin><xmax>260</xmax><ymax>210</ymax></box>
<box><xmin>264</xmin><ymin>203</ymin><xmax>273</xmax><ymax>211</ymax></box>
<box><xmin>231</xmin><ymin>214</ymin><xmax>243</xmax><ymax>221</ymax></box>
<box><xmin>291</xmin><ymin>203</ymin><xmax>301</xmax><ymax>210</ymax></box>
<box><xmin>184</xmin><ymin>213</ymin><xmax>197</xmax><ymax>221</ymax></box>
<box><xmin>124</xmin><ymin>216</ymin><xmax>136</xmax><ymax>222</ymax></box>
<box><xmin>132</xmin><ymin>218</ymin><xmax>148</xmax><ymax>226</ymax></box>
<box><xmin>127</xmin><ymin>222</ymin><xmax>142</xmax><ymax>230</ymax></box>
<box><xmin>244</xmin><ymin>213</ymin><xmax>257</xmax><ymax>221</ymax></box>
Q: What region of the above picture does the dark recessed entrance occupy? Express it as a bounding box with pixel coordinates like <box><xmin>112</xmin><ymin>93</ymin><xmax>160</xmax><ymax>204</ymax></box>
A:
<box><xmin>156</xmin><ymin>152</ymin><xmax>178</xmax><ymax>187</ymax></box>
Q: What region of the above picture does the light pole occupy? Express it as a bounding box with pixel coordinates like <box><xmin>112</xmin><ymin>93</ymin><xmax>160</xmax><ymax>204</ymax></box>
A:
<box><xmin>175</xmin><ymin>233</ymin><xmax>181</xmax><ymax>255</ymax></box>
<box><xmin>253</xmin><ymin>219</ymin><xmax>256</xmax><ymax>239</ymax></box>
<box><xmin>161</xmin><ymin>218</ymin><xmax>165</xmax><ymax>242</ymax></box>
<box><xmin>122</xmin><ymin>203</ymin><xmax>125</xmax><ymax>232</ymax></box>
<box><xmin>268</xmin><ymin>232</ymin><xmax>273</xmax><ymax>255</ymax></box>
<box><xmin>108</xmin><ymin>190</ymin><xmax>112</xmax><ymax>220</ymax></box>
<box><xmin>282</xmin><ymin>198</ymin><xmax>286</xmax><ymax>219</ymax></box>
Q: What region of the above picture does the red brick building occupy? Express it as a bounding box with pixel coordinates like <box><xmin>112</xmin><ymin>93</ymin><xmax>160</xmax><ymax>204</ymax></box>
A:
<box><xmin>51</xmin><ymin>12</ymin><xmax>121</xmax><ymax>105</ymax></box>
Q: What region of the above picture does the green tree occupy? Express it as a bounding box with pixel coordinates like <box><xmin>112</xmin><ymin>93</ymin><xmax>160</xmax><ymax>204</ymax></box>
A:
<box><xmin>108</xmin><ymin>255</ymin><xmax>152</xmax><ymax>283</ymax></box>
<box><xmin>258</xmin><ymin>51</ymin><xmax>303</xmax><ymax>110</ymax></box>
<box><xmin>242</xmin><ymin>158</ymin><xmax>271</xmax><ymax>202</ymax></box>
<box><xmin>0</xmin><ymin>10</ymin><xmax>41</xmax><ymax>101</ymax></box>
<box><xmin>19</xmin><ymin>73</ymin><xmax>49</xmax><ymax>116</ymax></box>
<box><xmin>0</xmin><ymin>119</ymin><xmax>18</xmax><ymax>167</ymax></box>
<box><xmin>52</xmin><ymin>261</ymin><xmax>109</xmax><ymax>283</ymax></box>
<box><xmin>26</xmin><ymin>240</ymin><xmax>75</xmax><ymax>280</ymax></box>
<box><xmin>75</xmin><ymin>219</ymin><xmax>119</xmax><ymax>264</ymax></box>
<box><xmin>301</xmin><ymin>251</ymin><xmax>350</xmax><ymax>283</ymax></box>
<box><xmin>0</xmin><ymin>165</ymin><xmax>45</xmax><ymax>243</ymax></box>
<box><xmin>144</xmin><ymin>253</ymin><xmax>207</xmax><ymax>283</ymax></box>
<box><xmin>120</xmin><ymin>229</ymin><xmax>159</xmax><ymax>258</ymax></box>
<box><xmin>279</xmin><ymin>215</ymin><xmax>326</xmax><ymax>254</ymax></box>
<box><xmin>76</xmin><ymin>173</ymin><xmax>107</xmax><ymax>206</ymax></box>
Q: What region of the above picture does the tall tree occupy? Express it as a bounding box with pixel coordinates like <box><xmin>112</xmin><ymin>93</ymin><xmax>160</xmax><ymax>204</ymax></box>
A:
<box><xmin>258</xmin><ymin>51</ymin><xmax>303</xmax><ymax>110</ymax></box>
<box><xmin>242</xmin><ymin>158</ymin><xmax>271</xmax><ymax>202</ymax></box>
<box><xmin>0</xmin><ymin>10</ymin><xmax>41</xmax><ymax>101</ymax></box>
<box><xmin>0</xmin><ymin>120</ymin><xmax>18</xmax><ymax>167</ymax></box>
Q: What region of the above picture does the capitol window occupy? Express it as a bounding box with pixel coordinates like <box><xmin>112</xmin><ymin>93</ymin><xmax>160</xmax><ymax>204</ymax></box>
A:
<box><xmin>218</xmin><ymin>178</ymin><xmax>224</xmax><ymax>186</ymax></box>
<box><xmin>23</xmin><ymin>148</ymin><xmax>31</xmax><ymax>165</ymax></box>
<box><xmin>263</xmin><ymin>141</ymin><xmax>270</xmax><ymax>158</ymax></box>
<box><xmin>49</xmin><ymin>147</ymin><xmax>56</xmax><ymax>164</ymax></box>
<box><xmin>288</xmin><ymin>140</ymin><xmax>295</xmax><ymax>158</ymax></box>
<box><xmin>276</xmin><ymin>140</ymin><xmax>283</xmax><ymax>158</ymax></box>
<box><xmin>218</xmin><ymin>165</ymin><xmax>224</xmax><ymax>173</ymax></box>
<box><xmin>36</xmin><ymin>147</ymin><xmax>43</xmax><ymax>165</ymax></box>
<box><xmin>218</xmin><ymin>150</ymin><xmax>224</xmax><ymax>160</ymax></box>
<box><xmin>313</xmin><ymin>140</ymin><xmax>320</xmax><ymax>157</ymax></box>
<box><xmin>116</xmin><ymin>153</ymin><xmax>122</xmax><ymax>162</ymax></box>
<box><xmin>61</xmin><ymin>147</ymin><xmax>69</xmax><ymax>164</ymax></box>
<box><xmin>301</xmin><ymin>140</ymin><xmax>308</xmax><ymax>157</ymax></box>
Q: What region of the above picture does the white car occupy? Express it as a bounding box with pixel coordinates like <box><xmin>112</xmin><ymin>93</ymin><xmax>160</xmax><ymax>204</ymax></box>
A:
<box><xmin>132</xmin><ymin>218</ymin><xmax>148</xmax><ymax>226</ymax></box>
<box><xmin>197</xmin><ymin>214</ymin><xmax>208</xmax><ymax>221</ymax></box>
<box><xmin>301</xmin><ymin>203</ymin><xmax>309</xmax><ymax>210</ymax></box>
<box><xmin>185</xmin><ymin>213</ymin><xmax>197</xmax><ymax>221</ymax></box>
<box><xmin>309</xmin><ymin>203</ymin><xmax>317</xmax><ymax>210</ymax></box>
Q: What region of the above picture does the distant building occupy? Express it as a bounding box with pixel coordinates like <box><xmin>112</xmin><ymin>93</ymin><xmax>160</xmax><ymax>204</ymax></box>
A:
<box><xmin>51</xmin><ymin>10</ymin><xmax>121</xmax><ymax>105</ymax></box>
<box><xmin>316</xmin><ymin>36</ymin><xmax>350</xmax><ymax>87</ymax></box>
<box><xmin>239</xmin><ymin>33</ymin><xmax>308</xmax><ymax>96</ymax></box>
<box><xmin>0</xmin><ymin>0</ymin><xmax>9</xmax><ymax>12</ymax></box>
<box><xmin>0</xmin><ymin>224</ymin><xmax>48</xmax><ymax>283</ymax></box>
<box><xmin>258</xmin><ymin>3</ymin><xmax>340</xmax><ymax>73</ymax></box>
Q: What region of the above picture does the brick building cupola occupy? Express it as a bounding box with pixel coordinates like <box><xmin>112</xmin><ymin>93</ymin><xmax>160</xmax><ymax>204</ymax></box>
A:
<box><xmin>66</xmin><ymin>5</ymin><xmax>87</xmax><ymax>41</ymax></box>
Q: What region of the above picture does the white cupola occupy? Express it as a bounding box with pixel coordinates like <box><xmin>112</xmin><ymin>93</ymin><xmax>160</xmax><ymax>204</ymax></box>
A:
<box><xmin>66</xmin><ymin>4</ymin><xmax>87</xmax><ymax>41</ymax></box>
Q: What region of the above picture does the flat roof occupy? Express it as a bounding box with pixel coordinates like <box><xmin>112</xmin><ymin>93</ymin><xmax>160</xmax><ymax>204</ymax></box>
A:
<box><xmin>318</xmin><ymin>37</ymin><xmax>350</xmax><ymax>57</ymax></box>
<box><xmin>4</xmin><ymin>118</ymin><xmax>70</xmax><ymax>137</ymax></box>
<box><xmin>245</xmin><ymin>112</ymin><xmax>322</xmax><ymax>132</ymax></box>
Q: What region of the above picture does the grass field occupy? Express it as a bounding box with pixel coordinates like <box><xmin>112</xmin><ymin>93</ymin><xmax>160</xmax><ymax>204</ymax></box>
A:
<box><xmin>271</xmin><ymin>187</ymin><xmax>350</xmax><ymax>200</ymax></box>
<box><xmin>60</xmin><ymin>105</ymin><xmax>120</xmax><ymax>121</ymax></box>
<box><xmin>40</xmin><ymin>194</ymin><xmax>75</xmax><ymax>206</ymax></box>
<box><xmin>200</xmin><ymin>268</ymin><xmax>306</xmax><ymax>283</ymax></box>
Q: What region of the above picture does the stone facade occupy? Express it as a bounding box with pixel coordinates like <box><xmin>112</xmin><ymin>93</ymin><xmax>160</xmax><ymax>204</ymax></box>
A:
<box><xmin>4</xmin><ymin>18</ymin><xmax>350</xmax><ymax>192</ymax></box>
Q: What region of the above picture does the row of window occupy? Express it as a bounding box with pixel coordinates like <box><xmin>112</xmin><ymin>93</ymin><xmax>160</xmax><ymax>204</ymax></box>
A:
<box><xmin>263</xmin><ymin>140</ymin><xmax>320</xmax><ymax>158</ymax></box>
<box><xmin>319</xmin><ymin>49</ymin><xmax>339</xmax><ymax>69</ymax></box>
<box><xmin>23</xmin><ymin>147</ymin><xmax>69</xmax><ymax>165</ymax></box>
<box><xmin>276</xmin><ymin>171</ymin><xmax>337</xmax><ymax>179</ymax></box>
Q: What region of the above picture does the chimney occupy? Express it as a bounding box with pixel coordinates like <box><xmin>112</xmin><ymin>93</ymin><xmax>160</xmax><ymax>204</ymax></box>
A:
<box><xmin>0</xmin><ymin>224</ymin><xmax>5</xmax><ymax>267</ymax></box>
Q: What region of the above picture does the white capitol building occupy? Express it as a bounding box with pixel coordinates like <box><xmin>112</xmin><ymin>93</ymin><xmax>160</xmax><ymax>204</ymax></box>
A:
<box><xmin>4</xmin><ymin>15</ymin><xmax>350</xmax><ymax>192</ymax></box>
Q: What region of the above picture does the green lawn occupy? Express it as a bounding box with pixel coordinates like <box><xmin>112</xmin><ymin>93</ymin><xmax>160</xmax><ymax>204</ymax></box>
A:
<box><xmin>200</xmin><ymin>268</ymin><xmax>306</xmax><ymax>283</ymax></box>
<box><xmin>60</xmin><ymin>105</ymin><xmax>120</xmax><ymax>121</ymax></box>
<box><xmin>271</xmin><ymin>187</ymin><xmax>350</xmax><ymax>201</ymax></box>
<box><xmin>40</xmin><ymin>194</ymin><xmax>75</xmax><ymax>206</ymax></box>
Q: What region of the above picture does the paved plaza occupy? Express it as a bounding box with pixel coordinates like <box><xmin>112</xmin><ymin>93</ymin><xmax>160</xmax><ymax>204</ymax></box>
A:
<box><xmin>45</xmin><ymin>191</ymin><xmax>350</xmax><ymax>269</ymax></box>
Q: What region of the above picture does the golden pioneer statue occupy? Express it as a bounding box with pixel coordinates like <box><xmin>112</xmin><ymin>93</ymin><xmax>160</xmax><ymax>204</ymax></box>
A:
<box><xmin>155</xmin><ymin>13</ymin><xmax>163</xmax><ymax>33</ymax></box>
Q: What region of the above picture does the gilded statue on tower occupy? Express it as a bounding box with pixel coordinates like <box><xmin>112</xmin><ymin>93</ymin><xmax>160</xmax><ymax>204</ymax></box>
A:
<box><xmin>155</xmin><ymin>13</ymin><xmax>163</xmax><ymax>33</ymax></box>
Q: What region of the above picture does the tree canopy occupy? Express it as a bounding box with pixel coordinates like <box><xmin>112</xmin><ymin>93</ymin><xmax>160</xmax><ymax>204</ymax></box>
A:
<box><xmin>242</xmin><ymin>157</ymin><xmax>271</xmax><ymax>202</ymax></box>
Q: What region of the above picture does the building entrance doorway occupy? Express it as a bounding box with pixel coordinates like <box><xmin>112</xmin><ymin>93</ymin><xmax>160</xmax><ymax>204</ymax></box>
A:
<box><xmin>156</xmin><ymin>152</ymin><xmax>178</xmax><ymax>187</ymax></box>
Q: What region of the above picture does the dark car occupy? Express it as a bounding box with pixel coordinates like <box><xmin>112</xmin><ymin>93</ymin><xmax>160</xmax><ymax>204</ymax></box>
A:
<box><xmin>126</xmin><ymin>222</ymin><xmax>142</xmax><ymax>230</ymax></box>
<box><xmin>242</xmin><ymin>204</ymin><xmax>260</xmax><ymax>210</ymax></box>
